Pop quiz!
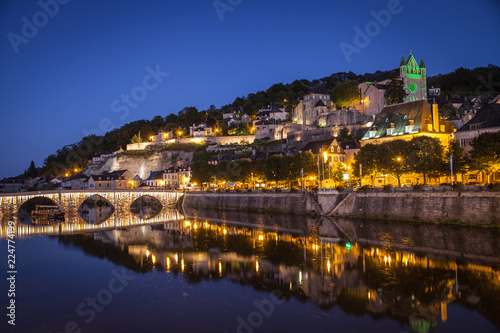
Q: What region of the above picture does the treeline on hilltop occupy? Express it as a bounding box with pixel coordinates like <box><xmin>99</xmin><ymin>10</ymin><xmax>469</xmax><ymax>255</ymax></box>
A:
<box><xmin>18</xmin><ymin>65</ymin><xmax>500</xmax><ymax>179</ymax></box>
<box><xmin>427</xmin><ymin>64</ymin><xmax>500</xmax><ymax>98</ymax></box>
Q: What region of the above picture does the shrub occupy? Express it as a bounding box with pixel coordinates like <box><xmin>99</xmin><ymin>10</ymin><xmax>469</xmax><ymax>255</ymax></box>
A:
<box><xmin>360</xmin><ymin>185</ymin><xmax>371</xmax><ymax>192</ymax></box>
<box><xmin>383</xmin><ymin>184</ymin><xmax>393</xmax><ymax>193</ymax></box>
<box><xmin>336</xmin><ymin>186</ymin><xmax>345</xmax><ymax>192</ymax></box>
<box><xmin>413</xmin><ymin>184</ymin><xmax>423</xmax><ymax>191</ymax></box>
<box><xmin>276</xmin><ymin>188</ymin><xmax>282</xmax><ymax>192</ymax></box>
<box><xmin>487</xmin><ymin>182</ymin><xmax>500</xmax><ymax>190</ymax></box>
<box><xmin>452</xmin><ymin>182</ymin><xmax>464</xmax><ymax>191</ymax></box>
<box><xmin>225</xmin><ymin>189</ymin><xmax>231</xmax><ymax>192</ymax></box>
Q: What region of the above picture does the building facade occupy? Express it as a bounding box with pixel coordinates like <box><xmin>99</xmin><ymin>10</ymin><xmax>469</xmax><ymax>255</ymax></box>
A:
<box><xmin>293</xmin><ymin>87</ymin><xmax>334</xmax><ymax>126</ymax></box>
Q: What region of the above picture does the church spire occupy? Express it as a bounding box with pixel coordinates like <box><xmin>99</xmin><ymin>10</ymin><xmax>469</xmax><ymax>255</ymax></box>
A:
<box><xmin>419</xmin><ymin>58</ymin><xmax>426</xmax><ymax>68</ymax></box>
<box><xmin>400</xmin><ymin>55</ymin><xmax>406</xmax><ymax>66</ymax></box>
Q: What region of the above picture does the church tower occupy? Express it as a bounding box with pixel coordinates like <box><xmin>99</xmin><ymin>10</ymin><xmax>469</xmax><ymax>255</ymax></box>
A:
<box><xmin>399</xmin><ymin>51</ymin><xmax>427</xmax><ymax>103</ymax></box>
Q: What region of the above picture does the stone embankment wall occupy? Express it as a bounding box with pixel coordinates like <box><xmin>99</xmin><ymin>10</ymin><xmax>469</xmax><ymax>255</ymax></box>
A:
<box><xmin>331</xmin><ymin>191</ymin><xmax>500</xmax><ymax>226</ymax></box>
<box><xmin>182</xmin><ymin>192</ymin><xmax>320</xmax><ymax>215</ymax></box>
<box><xmin>183</xmin><ymin>190</ymin><xmax>500</xmax><ymax>226</ymax></box>
<box><xmin>84</xmin><ymin>150</ymin><xmax>194</xmax><ymax>179</ymax></box>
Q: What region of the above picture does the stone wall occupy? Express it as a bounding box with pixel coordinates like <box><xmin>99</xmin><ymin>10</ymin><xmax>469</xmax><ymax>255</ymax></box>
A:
<box><xmin>177</xmin><ymin>135</ymin><xmax>255</xmax><ymax>145</ymax></box>
<box><xmin>330</xmin><ymin>191</ymin><xmax>500</xmax><ymax>226</ymax></box>
<box><xmin>182</xmin><ymin>191</ymin><xmax>319</xmax><ymax>215</ymax></box>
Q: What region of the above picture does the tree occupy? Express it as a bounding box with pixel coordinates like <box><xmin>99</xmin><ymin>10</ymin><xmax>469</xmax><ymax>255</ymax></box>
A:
<box><xmin>354</xmin><ymin>128</ymin><xmax>366</xmax><ymax>141</ymax></box>
<box><xmin>385</xmin><ymin>77</ymin><xmax>408</xmax><ymax>105</ymax></box>
<box><xmin>331</xmin><ymin>80</ymin><xmax>359</xmax><ymax>109</ymax></box>
<box><xmin>338</xmin><ymin>127</ymin><xmax>351</xmax><ymax>142</ymax></box>
<box><xmin>228</xmin><ymin>123</ymin><xmax>238</xmax><ymax>135</ymax></box>
<box><xmin>446</xmin><ymin>141</ymin><xmax>467</xmax><ymax>181</ymax></box>
<box><xmin>468</xmin><ymin>132</ymin><xmax>500</xmax><ymax>182</ymax></box>
<box><xmin>265</xmin><ymin>155</ymin><xmax>283</xmax><ymax>184</ymax></box>
<box><xmin>352</xmin><ymin>143</ymin><xmax>382</xmax><ymax>184</ymax></box>
<box><xmin>191</xmin><ymin>161</ymin><xmax>215</xmax><ymax>189</ymax></box>
<box><xmin>130</xmin><ymin>134</ymin><xmax>141</xmax><ymax>143</ymax></box>
<box><xmin>378</xmin><ymin>140</ymin><xmax>410</xmax><ymax>187</ymax></box>
<box><xmin>26</xmin><ymin>160</ymin><xmax>37</xmax><ymax>178</ymax></box>
<box><xmin>439</xmin><ymin>104</ymin><xmax>457</xmax><ymax>118</ymax></box>
<box><xmin>328</xmin><ymin>163</ymin><xmax>344</xmax><ymax>186</ymax></box>
<box><xmin>408</xmin><ymin>136</ymin><xmax>445</xmax><ymax>184</ymax></box>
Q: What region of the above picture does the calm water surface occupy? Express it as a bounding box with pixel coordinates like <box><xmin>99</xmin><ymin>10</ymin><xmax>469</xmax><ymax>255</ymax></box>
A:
<box><xmin>1</xmin><ymin>205</ymin><xmax>499</xmax><ymax>333</ymax></box>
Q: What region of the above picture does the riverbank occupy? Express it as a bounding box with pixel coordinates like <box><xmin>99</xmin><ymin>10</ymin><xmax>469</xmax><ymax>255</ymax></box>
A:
<box><xmin>182</xmin><ymin>190</ymin><xmax>500</xmax><ymax>227</ymax></box>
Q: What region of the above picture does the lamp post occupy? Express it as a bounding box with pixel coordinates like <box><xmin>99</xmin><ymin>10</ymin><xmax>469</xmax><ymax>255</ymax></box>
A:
<box><xmin>395</xmin><ymin>157</ymin><xmax>402</xmax><ymax>187</ymax></box>
<box><xmin>347</xmin><ymin>165</ymin><xmax>351</xmax><ymax>187</ymax></box>
<box><xmin>322</xmin><ymin>152</ymin><xmax>326</xmax><ymax>190</ymax></box>
<box><xmin>359</xmin><ymin>163</ymin><xmax>362</xmax><ymax>187</ymax></box>
<box><xmin>327</xmin><ymin>156</ymin><xmax>331</xmax><ymax>190</ymax></box>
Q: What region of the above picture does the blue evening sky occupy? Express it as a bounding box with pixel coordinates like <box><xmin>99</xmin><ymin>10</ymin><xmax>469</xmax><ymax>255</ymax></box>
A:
<box><xmin>1</xmin><ymin>0</ymin><xmax>499</xmax><ymax>179</ymax></box>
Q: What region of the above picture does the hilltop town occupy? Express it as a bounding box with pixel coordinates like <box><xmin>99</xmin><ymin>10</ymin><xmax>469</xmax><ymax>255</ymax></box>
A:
<box><xmin>2</xmin><ymin>52</ymin><xmax>499</xmax><ymax>193</ymax></box>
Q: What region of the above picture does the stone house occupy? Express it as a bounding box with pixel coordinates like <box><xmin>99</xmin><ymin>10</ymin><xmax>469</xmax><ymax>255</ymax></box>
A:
<box><xmin>163</xmin><ymin>166</ymin><xmax>191</xmax><ymax>189</ymax></box>
<box><xmin>93</xmin><ymin>170</ymin><xmax>139</xmax><ymax>190</ymax></box>
<box><xmin>293</xmin><ymin>86</ymin><xmax>334</xmax><ymax>125</ymax></box>
<box><xmin>455</xmin><ymin>101</ymin><xmax>500</xmax><ymax>155</ymax></box>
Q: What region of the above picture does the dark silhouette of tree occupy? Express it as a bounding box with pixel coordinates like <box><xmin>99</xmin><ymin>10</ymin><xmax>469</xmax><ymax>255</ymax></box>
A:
<box><xmin>338</xmin><ymin>127</ymin><xmax>351</xmax><ymax>142</ymax></box>
<box><xmin>468</xmin><ymin>132</ymin><xmax>500</xmax><ymax>182</ymax></box>
<box><xmin>378</xmin><ymin>140</ymin><xmax>411</xmax><ymax>187</ymax></box>
<box><xmin>385</xmin><ymin>77</ymin><xmax>408</xmax><ymax>105</ymax></box>
<box><xmin>26</xmin><ymin>160</ymin><xmax>37</xmax><ymax>178</ymax></box>
<box><xmin>408</xmin><ymin>136</ymin><xmax>445</xmax><ymax>184</ymax></box>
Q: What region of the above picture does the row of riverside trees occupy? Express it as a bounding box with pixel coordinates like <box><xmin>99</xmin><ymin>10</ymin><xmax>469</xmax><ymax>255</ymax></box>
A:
<box><xmin>352</xmin><ymin>133</ymin><xmax>500</xmax><ymax>186</ymax></box>
<box><xmin>192</xmin><ymin>132</ymin><xmax>500</xmax><ymax>189</ymax></box>
<box><xmin>191</xmin><ymin>152</ymin><xmax>320</xmax><ymax>189</ymax></box>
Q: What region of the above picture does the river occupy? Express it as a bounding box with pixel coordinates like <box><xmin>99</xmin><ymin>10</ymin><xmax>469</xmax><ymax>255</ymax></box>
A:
<box><xmin>1</xmin><ymin>204</ymin><xmax>499</xmax><ymax>332</ymax></box>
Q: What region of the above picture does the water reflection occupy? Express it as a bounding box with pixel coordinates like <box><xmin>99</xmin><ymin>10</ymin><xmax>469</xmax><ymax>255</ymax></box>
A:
<box><xmin>51</xmin><ymin>216</ymin><xmax>500</xmax><ymax>331</ymax></box>
<box><xmin>17</xmin><ymin>196</ymin><xmax>59</xmax><ymax>225</ymax></box>
<box><xmin>130</xmin><ymin>195</ymin><xmax>162</xmax><ymax>220</ymax></box>
<box><xmin>78</xmin><ymin>195</ymin><xmax>115</xmax><ymax>224</ymax></box>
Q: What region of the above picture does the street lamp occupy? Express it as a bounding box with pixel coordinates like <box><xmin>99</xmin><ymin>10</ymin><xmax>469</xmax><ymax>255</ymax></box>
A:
<box><xmin>322</xmin><ymin>152</ymin><xmax>327</xmax><ymax>190</ymax></box>
<box><xmin>396</xmin><ymin>156</ymin><xmax>402</xmax><ymax>187</ymax></box>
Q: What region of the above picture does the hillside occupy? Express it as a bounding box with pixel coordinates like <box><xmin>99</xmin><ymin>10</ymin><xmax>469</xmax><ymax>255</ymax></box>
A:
<box><xmin>19</xmin><ymin>65</ymin><xmax>500</xmax><ymax>179</ymax></box>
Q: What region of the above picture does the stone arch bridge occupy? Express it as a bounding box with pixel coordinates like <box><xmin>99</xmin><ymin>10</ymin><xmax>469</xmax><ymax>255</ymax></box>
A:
<box><xmin>0</xmin><ymin>190</ymin><xmax>182</xmax><ymax>224</ymax></box>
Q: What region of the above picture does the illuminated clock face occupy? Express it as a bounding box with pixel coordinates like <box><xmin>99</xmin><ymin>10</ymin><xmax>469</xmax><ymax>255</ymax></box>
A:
<box><xmin>409</xmin><ymin>82</ymin><xmax>417</xmax><ymax>93</ymax></box>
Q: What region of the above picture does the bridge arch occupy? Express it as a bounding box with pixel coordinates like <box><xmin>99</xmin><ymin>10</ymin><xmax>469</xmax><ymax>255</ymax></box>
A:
<box><xmin>19</xmin><ymin>196</ymin><xmax>59</xmax><ymax>213</ymax></box>
<box><xmin>78</xmin><ymin>194</ymin><xmax>115</xmax><ymax>224</ymax></box>
<box><xmin>18</xmin><ymin>196</ymin><xmax>59</xmax><ymax>224</ymax></box>
<box><xmin>130</xmin><ymin>195</ymin><xmax>163</xmax><ymax>220</ymax></box>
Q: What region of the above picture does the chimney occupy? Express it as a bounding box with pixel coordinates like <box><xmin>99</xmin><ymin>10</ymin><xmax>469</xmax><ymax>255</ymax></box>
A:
<box><xmin>432</xmin><ymin>104</ymin><xmax>439</xmax><ymax>132</ymax></box>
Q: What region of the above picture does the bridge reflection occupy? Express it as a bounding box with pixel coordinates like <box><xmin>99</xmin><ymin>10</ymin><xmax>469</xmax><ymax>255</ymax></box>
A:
<box><xmin>0</xmin><ymin>209</ymin><xmax>183</xmax><ymax>238</ymax></box>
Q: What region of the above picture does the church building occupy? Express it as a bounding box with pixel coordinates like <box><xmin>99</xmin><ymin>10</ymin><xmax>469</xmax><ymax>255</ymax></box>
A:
<box><xmin>357</xmin><ymin>51</ymin><xmax>427</xmax><ymax>116</ymax></box>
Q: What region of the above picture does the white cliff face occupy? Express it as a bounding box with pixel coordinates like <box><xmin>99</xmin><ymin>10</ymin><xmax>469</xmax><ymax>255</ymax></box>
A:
<box><xmin>83</xmin><ymin>150</ymin><xmax>194</xmax><ymax>179</ymax></box>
